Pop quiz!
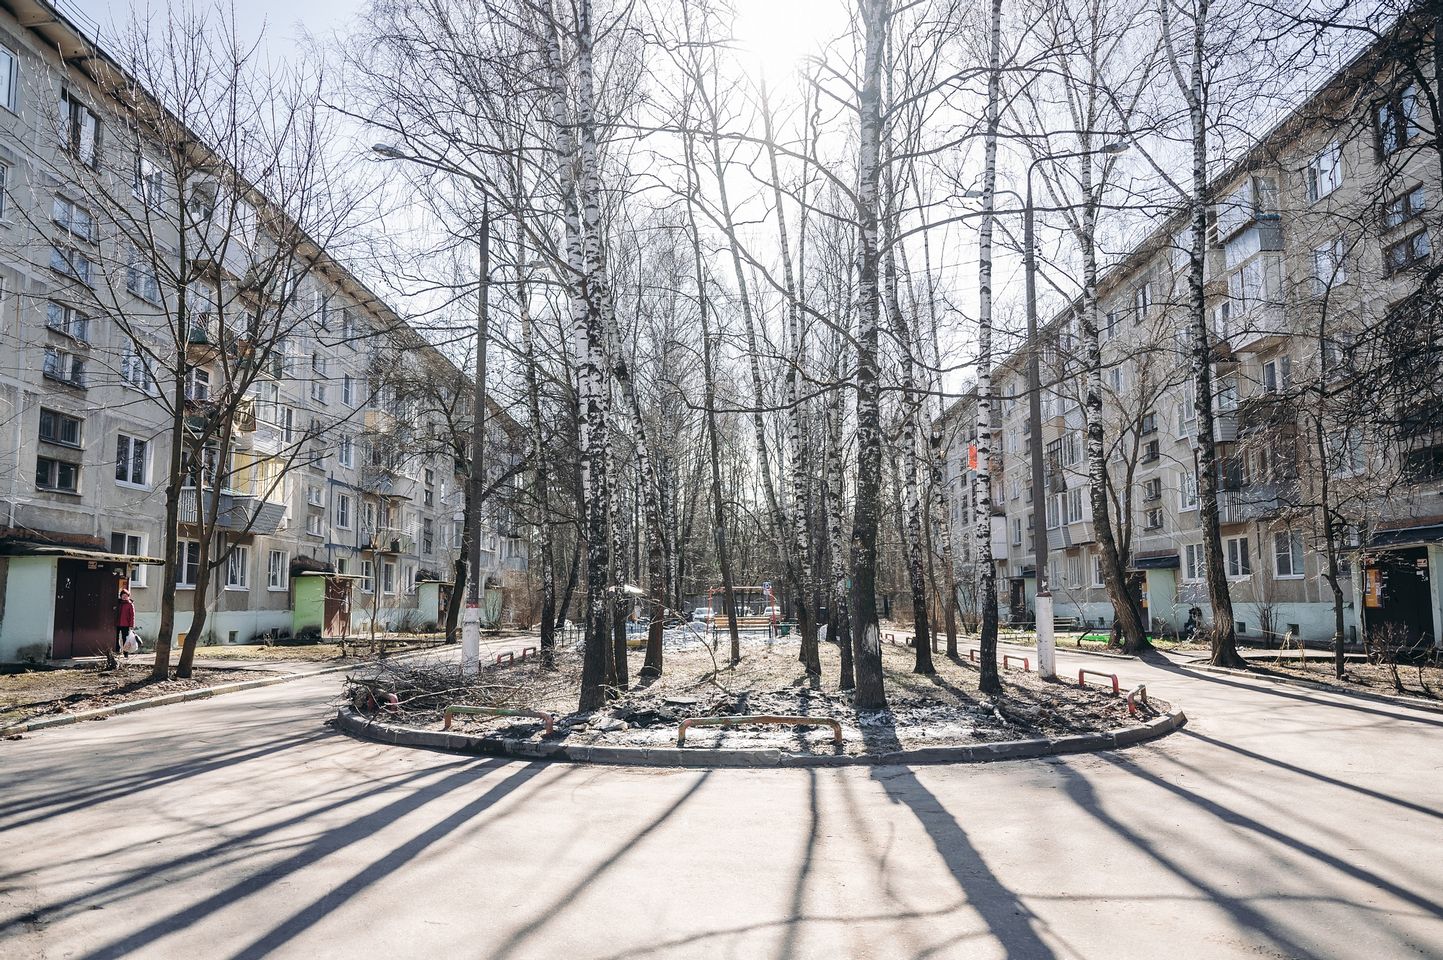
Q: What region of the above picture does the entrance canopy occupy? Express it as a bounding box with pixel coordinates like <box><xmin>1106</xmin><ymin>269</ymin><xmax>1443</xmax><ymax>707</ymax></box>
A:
<box><xmin>0</xmin><ymin>542</ymin><xmax>165</xmax><ymax>565</ymax></box>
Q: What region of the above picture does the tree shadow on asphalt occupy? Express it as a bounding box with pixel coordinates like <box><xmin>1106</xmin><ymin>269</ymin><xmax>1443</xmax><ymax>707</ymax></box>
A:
<box><xmin>0</xmin><ymin>720</ymin><xmax>332</xmax><ymax>835</ymax></box>
<box><xmin>1055</xmin><ymin>750</ymin><xmax>1443</xmax><ymax>958</ymax></box>
<box><xmin>484</xmin><ymin>771</ymin><xmax>712</xmax><ymax>960</ymax></box>
<box><xmin>59</xmin><ymin>757</ymin><xmax>557</xmax><ymax>960</ymax></box>
<box><xmin>869</xmin><ymin>765</ymin><xmax>1059</xmax><ymax>960</ymax></box>
<box><xmin>1139</xmin><ymin>652</ymin><xmax>1443</xmax><ymax>730</ymax></box>
<box><xmin>1179</xmin><ymin>728</ymin><xmax>1443</xmax><ymax>823</ymax></box>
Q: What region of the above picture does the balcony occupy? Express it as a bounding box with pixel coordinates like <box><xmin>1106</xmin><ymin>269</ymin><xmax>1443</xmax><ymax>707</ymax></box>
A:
<box><xmin>179</xmin><ymin>490</ymin><xmax>287</xmax><ymax>534</ymax></box>
<box><xmin>1217</xmin><ymin>482</ymin><xmax>1294</xmax><ymax>524</ymax></box>
<box><xmin>363</xmin><ymin>529</ymin><xmax>416</xmax><ymax>555</ymax></box>
<box><xmin>1235</xmin><ymin>393</ymin><xmax>1296</xmax><ymax>436</ymax></box>
<box><xmin>1224</xmin><ymin>302</ymin><xmax>1289</xmax><ymax>353</ymax></box>
<box><xmin>361</xmin><ymin>462</ymin><xmax>401</xmax><ymax>494</ymax></box>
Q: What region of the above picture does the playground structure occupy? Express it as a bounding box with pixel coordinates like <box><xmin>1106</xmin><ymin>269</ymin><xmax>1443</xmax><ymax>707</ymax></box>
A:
<box><xmin>706</xmin><ymin>584</ymin><xmax>780</xmax><ymax>639</ymax></box>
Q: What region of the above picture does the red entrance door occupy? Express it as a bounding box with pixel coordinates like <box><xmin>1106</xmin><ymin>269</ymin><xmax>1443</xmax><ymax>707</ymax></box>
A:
<box><xmin>53</xmin><ymin>559</ymin><xmax>122</xmax><ymax>659</ymax></box>
<box><xmin>323</xmin><ymin>576</ymin><xmax>351</xmax><ymax>638</ymax></box>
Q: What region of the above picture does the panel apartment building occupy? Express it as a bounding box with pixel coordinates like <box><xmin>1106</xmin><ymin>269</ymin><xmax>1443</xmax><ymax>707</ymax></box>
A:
<box><xmin>939</xmin><ymin>18</ymin><xmax>1443</xmax><ymax>648</ymax></box>
<box><xmin>0</xmin><ymin>0</ymin><xmax>526</xmax><ymax>661</ymax></box>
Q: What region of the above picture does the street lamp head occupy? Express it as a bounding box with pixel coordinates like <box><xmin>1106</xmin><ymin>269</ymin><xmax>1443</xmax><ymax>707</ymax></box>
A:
<box><xmin>371</xmin><ymin>143</ymin><xmax>405</xmax><ymax>159</ymax></box>
<box><xmin>1100</xmin><ymin>140</ymin><xmax>1131</xmax><ymax>155</ymax></box>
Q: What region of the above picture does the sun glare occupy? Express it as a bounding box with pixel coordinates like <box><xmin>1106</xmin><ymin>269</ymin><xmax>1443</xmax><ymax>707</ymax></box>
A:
<box><xmin>731</xmin><ymin>0</ymin><xmax>845</xmax><ymax>80</ymax></box>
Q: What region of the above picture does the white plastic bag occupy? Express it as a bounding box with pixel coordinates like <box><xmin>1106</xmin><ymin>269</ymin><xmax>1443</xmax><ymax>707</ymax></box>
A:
<box><xmin>122</xmin><ymin>631</ymin><xmax>141</xmax><ymax>655</ymax></box>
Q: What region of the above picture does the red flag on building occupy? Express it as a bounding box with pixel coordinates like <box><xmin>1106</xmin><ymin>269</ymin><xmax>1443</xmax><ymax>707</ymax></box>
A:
<box><xmin>967</xmin><ymin>443</ymin><xmax>978</xmax><ymax>470</ymax></box>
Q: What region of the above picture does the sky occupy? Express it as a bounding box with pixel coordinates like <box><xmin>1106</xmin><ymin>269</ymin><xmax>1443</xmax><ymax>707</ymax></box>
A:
<box><xmin>62</xmin><ymin>0</ymin><xmax>362</xmax><ymax>56</ymax></box>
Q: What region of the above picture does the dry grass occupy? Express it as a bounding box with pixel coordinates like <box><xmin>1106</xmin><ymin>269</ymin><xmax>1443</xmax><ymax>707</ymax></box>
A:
<box><xmin>1251</xmin><ymin>659</ymin><xmax>1443</xmax><ymax>700</ymax></box>
<box><xmin>0</xmin><ymin>663</ymin><xmax>252</xmax><ymax>728</ymax></box>
<box><xmin>346</xmin><ymin>634</ymin><xmax>1156</xmax><ymax>755</ymax></box>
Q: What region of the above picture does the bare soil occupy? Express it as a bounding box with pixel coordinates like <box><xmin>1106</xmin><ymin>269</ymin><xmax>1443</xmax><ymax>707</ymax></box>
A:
<box><xmin>1247</xmin><ymin>659</ymin><xmax>1443</xmax><ymax>701</ymax></box>
<box><xmin>0</xmin><ymin>663</ymin><xmax>257</xmax><ymax>728</ymax></box>
<box><xmin>345</xmin><ymin>635</ymin><xmax>1162</xmax><ymax>756</ymax></box>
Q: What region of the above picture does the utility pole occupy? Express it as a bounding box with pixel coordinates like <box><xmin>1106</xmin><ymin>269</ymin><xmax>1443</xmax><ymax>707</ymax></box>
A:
<box><xmin>1024</xmin><ymin>166</ymin><xmax>1056</xmax><ymax>680</ymax></box>
<box><xmin>462</xmin><ymin>204</ymin><xmax>491</xmax><ymax>675</ymax></box>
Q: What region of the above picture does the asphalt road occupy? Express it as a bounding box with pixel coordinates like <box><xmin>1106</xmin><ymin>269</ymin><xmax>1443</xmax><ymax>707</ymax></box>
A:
<box><xmin>2</xmin><ymin>643</ymin><xmax>1441</xmax><ymax>960</ymax></box>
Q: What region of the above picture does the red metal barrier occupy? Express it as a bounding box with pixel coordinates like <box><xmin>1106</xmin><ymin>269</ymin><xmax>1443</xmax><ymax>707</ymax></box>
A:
<box><xmin>968</xmin><ymin>648</ymin><xmax>980</xmax><ymax>663</ymax></box>
<box><xmin>443</xmin><ymin>705</ymin><xmax>556</xmax><ymax>734</ymax></box>
<box><xmin>1077</xmin><ymin>669</ymin><xmax>1120</xmax><ymax>695</ymax></box>
<box><xmin>522</xmin><ymin>646</ymin><xmax>537</xmax><ymax>659</ymax></box>
<box><xmin>495</xmin><ymin>651</ymin><xmax>515</xmax><ymax>666</ymax></box>
<box><xmin>1002</xmin><ymin>654</ymin><xmax>1030</xmax><ymax>671</ymax></box>
<box><xmin>1127</xmin><ymin>684</ymin><xmax>1149</xmax><ymax>715</ymax></box>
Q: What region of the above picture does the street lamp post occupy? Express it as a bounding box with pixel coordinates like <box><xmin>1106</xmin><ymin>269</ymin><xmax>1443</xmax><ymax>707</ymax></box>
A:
<box><xmin>1022</xmin><ymin>140</ymin><xmax>1128</xmax><ymax>679</ymax></box>
<box><xmin>373</xmin><ymin>143</ymin><xmax>491</xmax><ymax>676</ymax></box>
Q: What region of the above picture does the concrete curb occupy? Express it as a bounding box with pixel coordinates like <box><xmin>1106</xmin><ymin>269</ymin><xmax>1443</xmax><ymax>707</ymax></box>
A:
<box><xmin>996</xmin><ymin>639</ymin><xmax>1138</xmax><ymax>662</ymax></box>
<box><xmin>0</xmin><ymin>646</ymin><xmax>444</xmax><ymax>737</ymax></box>
<box><xmin>1185</xmin><ymin>662</ymin><xmax>1443</xmax><ymax>716</ymax></box>
<box><xmin>334</xmin><ymin>704</ymin><xmax>1187</xmax><ymax>769</ymax></box>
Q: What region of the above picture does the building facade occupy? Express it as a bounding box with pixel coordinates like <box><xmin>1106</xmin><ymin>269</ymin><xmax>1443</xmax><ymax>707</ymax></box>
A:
<box><xmin>0</xmin><ymin>0</ymin><xmax>525</xmax><ymax>661</ymax></box>
<box><xmin>940</xmin><ymin>21</ymin><xmax>1443</xmax><ymax>648</ymax></box>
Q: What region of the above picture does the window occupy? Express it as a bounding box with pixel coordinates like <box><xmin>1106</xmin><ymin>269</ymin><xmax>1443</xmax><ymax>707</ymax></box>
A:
<box><xmin>1310</xmin><ymin>236</ymin><xmax>1347</xmax><ymax>295</ymax></box>
<box><xmin>1046</xmin><ymin>493</ymin><xmax>1061</xmax><ymax>529</ymax></box>
<box><xmin>43</xmin><ymin>348</ymin><xmax>85</xmax><ymax>387</ymax></box>
<box><xmin>50</xmin><ymin>245</ymin><xmax>92</xmax><ymax>285</ymax></box>
<box><xmin>1216</xmin><ymin>376</ymin><xmax>1238</xmax><ymax>412</ymax></box>
<box><xmin>1184</xmin><ymin>543</ymin><xmax>1205</xmax><ymax>582</ymax></box>
<box><xmin>1012</xmin><ymin>517</ymin><xmax>1023</xmax><ymax>546</ymax></box>
<box><xmin>1142</xmin><ymin>439</ymin><xmax>1159</xmax><ymax>463</ymax></box>
<box><xmin>306</xmin><ymin>483</ymin><xmax>325</xmax><ymax>507</ymax></box>
<box><xmin>1385</xmin><ymin>230</ymin><xmax>1431</xmax><ymax>274</ymax></box>
<box><xmin>39</xmin><ymin>408</ymin><xmax>82</xmax><ymax>446</ymax></box>
<box><xmin>46</xmin><ymin>301</ymin><xmax>91</xmax><ymax>342</ymax></box>
<box><xmin>422</xmin><ymin>518</ymin><xmax>434</xmax><ymax>554</ymax></box>
<box><xmin>1101</xmin><ymin>309</ymin><xmax>1120</xmax><ymax>341</ymax></box>
<box><xmin>1132</xmin><ymin>281</ymin><xmax>1152</xmax><ymax>319</ymax></box>
<box><xmin>268</xmin><ymin>550</ymin><xmax>288</xmax><ymax>590</ymax></box>
<box><xmin>360</xmin><ymin>559</ymin><xmax>375</xmax><ymax>594</ymax></box>
<box><xmin>1225</xmin><ymin>536</ymin><xmax>1251</xmax><ymax>579</ymax></box>
<box><xmin>51</xmin><ymin>195</ymin><xmax>93</xmax><ymax>241</ymax></box>
<box><xmin>134</xmin><ymin>155</ymin><xmax>164</xmax><ymax>208</ymax></box>
<box><xmin>1305</xmin><ymin>142</ymin><xmax>1342</xmax><ymax>202</ymax></box>
<box><xmin>1215</xmin><ymin>176</ymin><xmax>1279</xmax><ymax>239</ymax></box>
<box><xmin>1140</xmin><ymin>412</ymin><xmax>1157</xmax><ymax>435</ymax></box>
<box><xmin>382</xmin><ymin>560</ymin><xmax>396</xmax><ymax>595</ymax></box>
<box><xmin>305</xmin><ymin>513</ymin><xmax>324</xmax><ymax>537</ymax></box>
<box><xmin>1067</xmin><ymin>487</ymin><xmax>1083</xmax><ymax>523</ymax></box>
<box><xmin>116</xmin><ymin>349</ymin><xmax>154</xmax><ymax>393</ymax></box>
<box><xmin>115</xmin><ymin>433</ymin><xmax>149</xmax><ymax>486</ymax></box>
<box><xmin>0</xmin><ymin>44</ymin><xmax>17</xmax><ymax>112</ymax></box>
<box><xmin>404</xmin><ymin>563</ymin><xmax>417</xmax><ymax>595</ymax></box>
<box><xmin>1384</xmin><ymin>185</ymin><xmax>1427</xmax><ymax>230</ymax></box>
<box><xmin>110</xmin><ymin>532</ymin><xmax>148</xmax><ymax>587</ymax></box>
<box><xmin>176</xmin><ymin>540</ymin><xmax>201</xmax><ymax>587</ymax></box>
<box><xmin>1274</xmin><ymin>530</ymin><xmax>1305</xmax><ymax>578</ymax></box>
<box><xmin>1143</xmin><ymin>478</ymin><xmax>1162</xmax><ymax>502</ymax></box>
<box><xmin>1376</xmin><ymin>83</ymin><xmax>1420</xmax><ymax>158</ymax></box>
<box><xmin>185</xmin><ymin>366</ymin><xmax>211</xmax><ymax>402</ymax></box>
<box><xmin>1179</xmin><ymin>471</ymin><xmax>1199</xmax><ymax>510</ymax></box>
<box><xmin>1262</xmin><ymin>357</ymin><xmax>1292</xmax><ymax>394</ymax></box>
<box><xmin>336</xmin><ymin>557</ymin><xmax>351</xmax><ymax>576</ymax></box>
<box><xmin>336</xmin><ymin>492</ymin><xmax>352</xmax><ymax>529</ymax></box>
<box><xmin>1144</xmin><ymin>507</ymin><xmax>1163</xmax><ymax>530</ymax></box>
<box><xmin>128</xmin><ymin>249</ymin><xmax>161</xmax><ymax>303</ymax></box>
<box><xmin>342</xmin><ymin>374</ymin><xmax>356</xmax><ymax>406</ymax></box>
<box><xmin>0</xmin><ymin>163</ymin><xmax>7</xmax><ymax>220</ymax></box>
<box><xmin>35</xmin><ymin>456</ymin><xmax>79</xmax><ymax>492</ymax></box>
<box><xmin>60</xmin><ymin>91</ymin><xmax>100</xmax><ymax>167</ymax></box>
<box><xmin>339</xmin><ymin>435</ymin><xmax>354</xmax><ymax>468</ymax></box>
<box><xmin>281</xmin><ymin>407</ymin><xmax>294</xmax><ymax>443</ymax></box>
<box><xmin>225</xmin><ymin>545</ymin><xmax>249</xmax><ymax>590</ymax></box>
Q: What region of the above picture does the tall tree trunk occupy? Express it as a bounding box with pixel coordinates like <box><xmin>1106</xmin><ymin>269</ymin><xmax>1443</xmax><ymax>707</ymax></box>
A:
<box><xmin>849</xmin><ymin>0</ymin><xmax>890</xmax><ymax>710</ymax></box>
<box><xmin>1076</xmin><ymin>153</ymin><xmax>1149</xmax><ymax>654</ymax></box>
<box><xmin>1163</xmin><ymin>0</ymin><xmax>1242</xmax><ymax>667</ymax></box>
<box><xmin>683</xmin><ymin>129</ymin><xmax>742</xmax><ymax>665</ymax></box>
<box><xmin>974</xmin><ymin>0</ymin><xmax>1004</xmax><ymax>697</ymax></box>
<box><xmin>759</xmin><ymin>72</ymin><xmax>819</xmax><ymax>679</ymax></box>
<box><xmin>150</xmin><ymin>360</ymin><xmax>191</xmax><ymax>680</ymax></box>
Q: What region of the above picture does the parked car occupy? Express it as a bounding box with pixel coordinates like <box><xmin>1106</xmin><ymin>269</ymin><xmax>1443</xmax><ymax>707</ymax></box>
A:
<box><xmin>691</xmin><ymin>607</ymin><xmax>713</xmax><ymax>624</ymax></box>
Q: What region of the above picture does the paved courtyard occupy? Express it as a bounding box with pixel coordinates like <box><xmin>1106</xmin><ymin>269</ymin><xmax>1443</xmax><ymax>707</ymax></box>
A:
<box><xmin>2</xmin><ymin>645</ymin><xmax>1441</xmax><ymax>959</ymax></box>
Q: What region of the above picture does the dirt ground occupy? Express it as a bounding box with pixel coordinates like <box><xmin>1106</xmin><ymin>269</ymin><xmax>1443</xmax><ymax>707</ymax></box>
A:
<box><xmin>1246</xmin><ymin>658</ymin><xmax>1443</xmax><ymax>700</ymax></box>
<box><xmin>347</xmin><ymin>634</ymin><xmax>1160</xmax><ymax>755</ymax></box>
<box><xmin>0</xmin><ymin>663</ymin><xmax>258</xmax><ymax>728</ymax></box>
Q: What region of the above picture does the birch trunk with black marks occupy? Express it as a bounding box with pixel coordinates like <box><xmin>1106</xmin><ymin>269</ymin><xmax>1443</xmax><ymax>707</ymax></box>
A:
<box><xmin>849</xmin><ymin>0</ymin><xmax>890</xmax><ymax>710</ymax></box>
<box><xmin>826</xmin><ymin>376</ymin><xmax>854</xmax><ymax>688</ymax></box>
<box><xmin>1162</xmin><ymin>0</ymin><xmax>1241</xmax><ymax>667</ymax></box>
<box><xmin>974</xmin><ymin>0</ymin><xmax>1004</xmax><ymax>696</ymax></box>
<box><xmin>544</xmin><ymin>0</ymin><xmax>612</xmax><ymax>710</ymax></box>
<box><xmin>759</xmin><ymin>73</ymin><xmax>819</xmax><ymax>678</ymax></box>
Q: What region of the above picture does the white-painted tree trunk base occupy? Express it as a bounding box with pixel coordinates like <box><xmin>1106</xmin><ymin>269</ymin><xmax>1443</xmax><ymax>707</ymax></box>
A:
<box><xmin>461</xmin><ymin>604</ymin><xmax>481</xmax><ymax>677</ymax></box>
<box><xmin>1035</xmin><ymin>593</ymin><xmax>1056</xmax><ymax>679</ymax></box>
